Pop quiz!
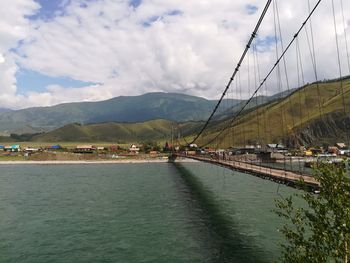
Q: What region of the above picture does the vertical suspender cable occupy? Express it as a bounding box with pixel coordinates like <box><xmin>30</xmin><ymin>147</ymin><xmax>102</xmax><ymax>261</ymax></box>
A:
<box><xmin>331</xmin><ymin>0</ymin><xmax>346</xmax><ymax>115</ymax></box>
<box><xmin>331</xmin><ymin>0</ymin><xmax>348</xmax><ymax>147</ymax></box>
<box><xmin>273</xmin><ymin>0</ymin><xmax>287</xmax><ymax>181</ymax></box>
<box><xmin>238</xmin><ymin>70</ymin><xmax>243</xmax><ymax>147</ymax></box>
<box><xmin>252</xmin><ymin>45</ymin><xmax>260</xmax><ymax>147</ymax></box>
<box><xmin>340</xmin><ymin>0</ymin><xmax>350</xmax><ymax>74</ymax></box>
<box><xmin>307</xmin><ymin>0</ymin><xmax>324</xmax><ymax>120</ymax></box>
<box><xmin>253</xmin><ymin>43</ymin><xmax>262</xmax><ymax>170</ymax></box>
<box><xmin>296</xmin><ymin>38</ymin><xmax>303</xmax><ymax>174</ymax></box>
<box><xmin>275</xmin><ymin>0</ymin><xmax>296</xmax><ymax>133</ymax></box>
<box><xmin>296</xmin><ymin>38</ymin><xmax>311</xmax><ymax>125</ymax></box>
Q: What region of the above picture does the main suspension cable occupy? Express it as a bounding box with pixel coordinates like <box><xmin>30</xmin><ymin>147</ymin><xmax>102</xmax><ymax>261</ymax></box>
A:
<box><xmin>188</xmin><ymin>0</ymin><xmax>273</xmax><ymax>145</ymax></box>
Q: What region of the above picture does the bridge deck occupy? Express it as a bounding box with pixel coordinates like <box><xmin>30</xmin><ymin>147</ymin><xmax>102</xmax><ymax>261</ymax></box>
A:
<box><xmin>176</xmin><ymin>154</ymin><xmax>319</xmax><ymax>190</ymax></box>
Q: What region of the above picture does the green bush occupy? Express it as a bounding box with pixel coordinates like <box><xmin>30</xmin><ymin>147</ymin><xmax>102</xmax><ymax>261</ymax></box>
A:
<box><xmin>275</xmin><ymin>162</ymin><xmax>350</xmax><ymax>262</ymax></box>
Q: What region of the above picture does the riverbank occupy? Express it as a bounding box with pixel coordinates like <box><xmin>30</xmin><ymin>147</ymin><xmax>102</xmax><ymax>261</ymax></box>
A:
<box><xmin>0</xmin><ymin>158</ymin><xmax>198</xmax><ymax>165</ymax></box>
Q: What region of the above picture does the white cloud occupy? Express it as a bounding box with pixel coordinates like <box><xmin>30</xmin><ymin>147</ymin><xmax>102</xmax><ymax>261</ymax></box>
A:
<box><xmin>0</xmin><ymin>0</ymin><xmax>350</xmax><ymax>109</ymax></box>
<box><xmin>0</xmin><ymin>0</ymin><xmax>39</xmax><ymax>108</ymax></box>
<box><xmin>0</xmin><ymin>54</ymin><xmax>5</xmax><ymax>64</ymax></box>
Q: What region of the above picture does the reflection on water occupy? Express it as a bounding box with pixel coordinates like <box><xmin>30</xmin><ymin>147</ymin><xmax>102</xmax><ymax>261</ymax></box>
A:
<box><xmin>174</xmin><ymin>163</ymin><xmax>270</xmax><ymax>263</ymax></box>
<box><xmin>177</xmin><ymin>161</ymin><xmax>299</xmax><ymax>262</ymax></box>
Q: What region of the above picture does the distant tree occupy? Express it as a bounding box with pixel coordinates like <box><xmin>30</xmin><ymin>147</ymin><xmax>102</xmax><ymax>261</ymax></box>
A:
<box><xmin>247</xmin><ymin>139</ymin><xmax>257</xmax><ymax>145</ymax></box>
<box><xmin>10</xmin><ymin>133</ymin><xmax>20</xmax><ymax>140</ymax></box>
<box><xmin>163</xmin><ymin>141</ymin><xmax>170</xmax><ymax>152</ymax></box>
<box><xmin>10</xmin><ymin>133</ymin><xmax>39</xmax><ymax>141</ymax></box>
<box><xmin>275</xmin><ymin>162</ymin><xmax>350</xmax><ymax>262</ymax></box>
<box><xmin>141</xmin><ymin>140</ymin><xmax>160</xmax><ymax>152</ymax></box>
<box><xmin>322</xmin><ymin>142</ymin><xmax>330</xmax><ymax>150</ymax></box>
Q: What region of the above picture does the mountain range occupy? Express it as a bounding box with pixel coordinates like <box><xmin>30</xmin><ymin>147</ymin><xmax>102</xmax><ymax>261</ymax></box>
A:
<box><xmin>0</xmin><ymin>88</ymin><xmax>297</xmax><ymax>136</ymax></box>
<box><xmin>2</xmin><ymin>77</ymin><xmax>349</xmax><ymax>146</ymax></box>
<box><xmin>0</xmin><ymin>92</ymin><xmax>240</xmax><ymax>135</ymax></box>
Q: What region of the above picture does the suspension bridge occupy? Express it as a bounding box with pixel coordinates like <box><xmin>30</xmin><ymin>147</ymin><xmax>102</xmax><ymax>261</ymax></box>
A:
<box><xmin>171</xmin><ymin>0</ymin><xmax>350</xmax><ymax>190</ymax></box>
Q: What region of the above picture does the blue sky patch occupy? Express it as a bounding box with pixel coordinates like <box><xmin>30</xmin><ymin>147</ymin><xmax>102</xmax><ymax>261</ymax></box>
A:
<box><xmin>255</xmin><ymin>35</ymin><xmax>277</xmax><ymax>52</ymax></box>
<box><xmin>142</xmin><ymin>10</ymin><xmax>182</xmax><ymax>27</ymax></box>
<box><xmin>142</xmin><ymin>16</ymin><xmax>160</xmax><ymax>27</ymax></box>
<box><xmin>80</xmin><ymin>2</ymin><xmax>88</xmax><ymax>8</ymax></box>
<box><xmin>16</xmin><ymin>68</ymin><xmax>96</xmax><ymax>94</ymax></box>
<box><xmin>129</xmin><ymin>0</ymin><xmax>142</xmax><ymax>8</ymax></box>
<box><xmin>246</xmin><ymin>4</ymin><xmax>258</xmax><ymax>15</ymax></box>
<box><xmin>9</xmin><ymin>39</ymin><xmax>27</xmax><ymax>54</ymax></box>
<box><xmin>28</xmin><ymin>0</ymin><xmax>71</xmax><ymax>21</ymax></box>
<box><xmin>167</xmin><ymin>10</ymin><xmax>182</xmax><ymax>16</ymax></box>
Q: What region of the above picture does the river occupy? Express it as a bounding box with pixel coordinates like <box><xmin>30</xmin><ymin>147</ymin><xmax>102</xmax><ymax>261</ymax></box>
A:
<box><xmin>0</xmin><ymin>162</ymin><xmax>297</xmax><ymax>262</ymax></box>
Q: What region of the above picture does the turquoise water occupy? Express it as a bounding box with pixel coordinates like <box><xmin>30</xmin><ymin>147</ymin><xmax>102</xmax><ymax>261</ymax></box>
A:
<box><xmin>0</xmin><ymin>163</ymin><xmax>296</xmax><ymax>262</ymax></box>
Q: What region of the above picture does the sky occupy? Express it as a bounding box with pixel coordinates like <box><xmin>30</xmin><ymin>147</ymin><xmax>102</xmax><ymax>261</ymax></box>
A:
<box><xmin>0</xmin><ymin>0</ymin><xmax>349</xmax><ymax>109</ymax></box>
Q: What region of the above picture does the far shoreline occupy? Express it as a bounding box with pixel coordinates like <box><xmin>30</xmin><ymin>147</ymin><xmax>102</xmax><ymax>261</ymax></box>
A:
<box><xmin>0</xmin><ymin>158</ymin><xmax>199</xmax><ymax>165</ymax></box>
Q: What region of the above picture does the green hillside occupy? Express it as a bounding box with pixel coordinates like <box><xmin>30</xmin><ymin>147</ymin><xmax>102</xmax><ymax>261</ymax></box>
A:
<box><xmin>31</xmin><ymin>119</ymin><xmax>203</xmax><ymax>143</ymax></box>
<box><xmin>213</xmin><ymin>89</ymin><xmax>297</xmax><ymax>121</ymax></box>
<box><xmin>0</xmin><ymin>92</ymin><xmax>240</xmax><ymax>135</ymax></box>
<box><xmin>195</xmin><ymin>77</ymin><xmax>350</xmax><ymax>147</ymax></box>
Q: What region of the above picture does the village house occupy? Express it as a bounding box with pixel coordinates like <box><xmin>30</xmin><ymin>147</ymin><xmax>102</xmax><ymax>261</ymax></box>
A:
<box><xmin>24</xmin><ymin>147</ymin><xmax>40</xmax><ymax>153</ymax></box>
<box><xmin>327</xmin><ymin>146</ymin><xmax>339</xmax><ymax>155</ymax></box>
<box><xmin>149</xmin><ymin>151</ymin><xmax>158</xmax><ymax>157</ymax></box>
<box><xmin>304</xmin><ymin>149</ymin><xmax>313</xmax><ymax>157</ymax></box>
<box><xmin>335</xmin><ymin>143</ymin><xmax>349</xmax><ymax>155</ymax></box>
<box><xmin>204</xmin><ymin>147</ymin><xmax>216</xmax><ymax>154</ymax></box>
<box><xmin>75</xmin><ymin>145</ymin><xmax>95</xmax><ymax>153</ymax></box>
<box><xmin>50</xmin><ymin>145</ymin><xmax>61</xmax><ymax>150</ymax></box>
<box><xmin>336</xmin><ymin>142</ymin><xmax>347</xmax><ymax>149</ymax></box>
<box><xmin>109</xmin><ymin>145</ymin><xmax>119</xmax><ymax>152</ymax></box>
<box><xmin>338</xmin><ymin>149</ymin><xmax>349</xmax><ymax>156</ymax></box>
<box><xmin>266</xmin><ymin>144</ymin><xmax>288</xmax><ymax>153</ymax></box>
<box><xmin>4</xmin><ymin>145</ymin><xmax>21</xmax><ymax>152</ymax></box>
<box><xmin>129</xmin><ymin>144</ymin><xmax>140</xmax><ymax>154</ymax></box>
